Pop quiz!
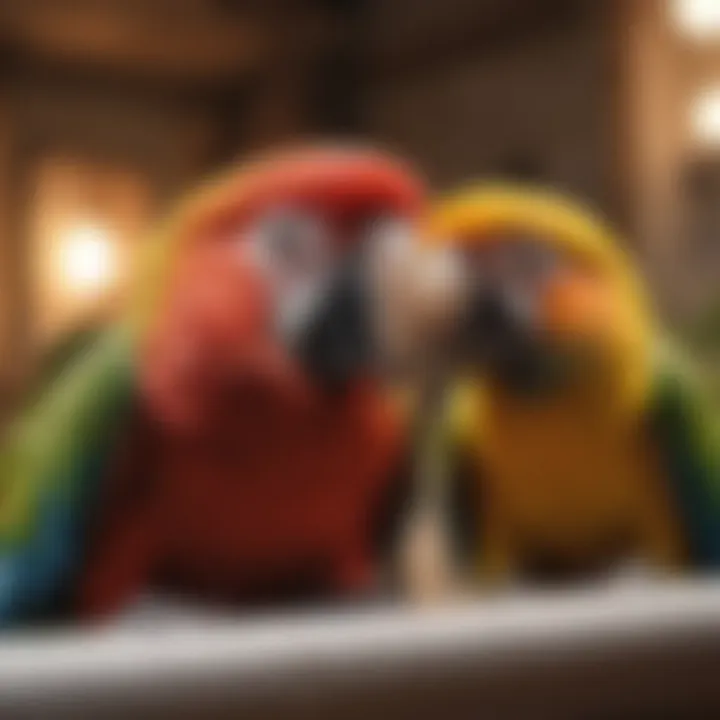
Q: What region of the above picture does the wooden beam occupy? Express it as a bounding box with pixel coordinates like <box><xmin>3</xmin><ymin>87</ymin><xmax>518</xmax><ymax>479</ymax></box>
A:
<box><xmin>0</xmin><ymin>0</ymin><xmax>271</xmax><ymax>82</ymax></box>
<box><xmin>0</xmin><ymin>67</ymin><xmax>34</xmax><ymax>396</ymax></box>
<box><xmin>367</xmin><ymin>0</ymin><xmax>584</xmax><ymax>83</ymax></box>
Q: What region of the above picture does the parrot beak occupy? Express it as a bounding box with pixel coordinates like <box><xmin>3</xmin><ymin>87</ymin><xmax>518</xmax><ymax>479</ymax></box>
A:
<box><xmin>463</xmin><ymin>285</ymin><xmax>535</xmax><ymax>362</ymax></box>
<box><xmin>364</xmin><ymin>233</ymin><xmax>467</xmax><ymax>383</ymax></box>
<box><xmin>290</xmin><ymin>225</ymin><xmax>446</xmax><ymax>394</ymax></box>
<box><xmin>250</xmin><ymin>215</ymin><xmax>442</xmax><ymax>396</ymax></box>
<box><xmin>292</xmin><ymin>257</ymin><xmax>375</xmax><ymax>394</ymax></box>
<box><xmin>460</xmin><ymin>284</ymin><xmax>553</xmax><ymax>393</ymax></box>
<box><xmin>396</xmin><ymin>244</ymin><xmax>469</xmax><ymax>373</ymax></box>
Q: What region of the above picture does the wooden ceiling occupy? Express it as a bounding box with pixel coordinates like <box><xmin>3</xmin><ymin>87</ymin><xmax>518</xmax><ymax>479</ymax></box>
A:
<box><xmin>0</xmin><ymin>0</ymin><xmax>584</xmax><ymax>88</ymax></box>
<box><xmin>367</xmin><ymin>0</ymin><xmax>583</xmax><ymax>78</ymax></box>
<box><xmin>0</xmin><ymin>0</ymin><xmax>334</xmax><ymax>85</ymax></box>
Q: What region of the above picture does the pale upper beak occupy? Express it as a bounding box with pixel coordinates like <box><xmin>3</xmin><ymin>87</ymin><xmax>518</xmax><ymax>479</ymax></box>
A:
<box><xmin>371</xmin><ymin>242</ymin><xmax>468</xmax><ymax>375</ymax></box>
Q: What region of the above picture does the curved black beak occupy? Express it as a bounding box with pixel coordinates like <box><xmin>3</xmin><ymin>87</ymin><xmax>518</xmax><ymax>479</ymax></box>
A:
<box><xmin>460</xmin><ymin>286</ymin><xmax>555</xmax><ymax>395</ymax></box>
<box><xmin>294</xmin><ymin>263</ymin><xmax>375</xmax><ymax>394</ymax></box>
<box><xmin>464</xmin><ymin>288</ymin><xmax>529</xmax><ymax>360</ymax></box>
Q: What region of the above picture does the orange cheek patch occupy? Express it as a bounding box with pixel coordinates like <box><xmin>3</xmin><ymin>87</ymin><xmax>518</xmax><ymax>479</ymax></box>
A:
<box><xmin>541</xmin><ymin>270</ymin><xmax>615</xmax><ymax>340</ymax></box>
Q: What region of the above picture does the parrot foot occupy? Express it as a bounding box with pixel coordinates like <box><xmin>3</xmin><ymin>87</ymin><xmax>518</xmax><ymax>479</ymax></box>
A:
<box><xmin>397</xmin><ymin>507</ymin><xmax>464</xmax><ymax>607</ymax></box>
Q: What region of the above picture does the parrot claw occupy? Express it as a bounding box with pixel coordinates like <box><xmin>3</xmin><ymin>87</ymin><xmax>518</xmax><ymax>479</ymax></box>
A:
<box><xmin>397</xmin><ymin>507</ymin><xmax>464</xmax><ymax>607</ymax></box>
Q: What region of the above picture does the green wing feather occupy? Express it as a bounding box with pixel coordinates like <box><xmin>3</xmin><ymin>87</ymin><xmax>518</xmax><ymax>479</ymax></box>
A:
<box><xmin>19</xmin><ymin>323</ymin><xmax>107</xmax><ymax>414</ymax></box>
<box><xmin>649</xmin><ymin>339</ymin><xmax>720</xmax><ymax>567</ymax></box>
<box><xmin>0</xmin><ymin>325</ymin><xmax>136</xmax><ymax>623</ymax></box>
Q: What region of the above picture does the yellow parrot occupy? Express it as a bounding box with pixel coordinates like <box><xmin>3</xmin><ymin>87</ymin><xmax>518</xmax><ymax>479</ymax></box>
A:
<box><xmin>422</xmin><ymin>185</ymin><xmax>720</xmax><ymax>585</ymax></box>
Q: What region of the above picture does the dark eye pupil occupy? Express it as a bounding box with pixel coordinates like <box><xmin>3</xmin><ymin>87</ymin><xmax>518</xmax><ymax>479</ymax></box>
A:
<box><xmin>272</xmin><ymin>223</ymin><xmax>302</xmax><ymax>259</ymax></box>
<box><xmin>263</xmin><ymin>215</ymin><xmax>320</xmax><ymax>269</ymax></box>
<box><xmin>518</xmin><ymin>244</ymin><xmax>554</xmax><ymax>277</ymax></box>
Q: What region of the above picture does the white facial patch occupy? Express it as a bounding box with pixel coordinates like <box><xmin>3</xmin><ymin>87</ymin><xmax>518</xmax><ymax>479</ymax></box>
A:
<box><xmin>244</xmin><ymin>206</ymin><xmax>337</xmax><ymax>341</ymax></box>
<box><xmin>276</xmin><ymin>274</ymin><xmax>334</xmax><ymax>342</ymax></box>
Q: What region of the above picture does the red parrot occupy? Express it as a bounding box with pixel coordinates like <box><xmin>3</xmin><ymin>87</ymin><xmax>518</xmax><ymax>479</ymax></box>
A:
<box><xmin>0</xmin><ymin>146</ymin><xmax>426</xmax><ymax>624</ymax></box>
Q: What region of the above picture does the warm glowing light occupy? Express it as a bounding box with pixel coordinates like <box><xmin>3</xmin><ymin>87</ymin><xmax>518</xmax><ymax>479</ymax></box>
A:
<box><xmin>671</xmin><ymin>0</ymin><xmax>720</xmax><ymax>39</ymax></box>
<box><xmin>690</xmin><ymin>87</ymin><xmax>720</xmax><ymax>146</ymax></box>
<box><xmin>59</xmin><ymin>223</ymin><xmax>118</xmax><ymax>295</ymax></box>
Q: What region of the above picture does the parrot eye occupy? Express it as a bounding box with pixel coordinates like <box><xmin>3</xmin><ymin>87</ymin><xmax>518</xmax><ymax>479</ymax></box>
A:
<box><xmin>459</xmin><ymin>245</ymin><xmax>498</xmax><ymax>290</ymax></box>
<box><xmin>249</xmin><ymin>208</ymin><xmax>333</xmax><ymax>282</ymax></box>
<box><xmin>504</xmin><ymin>241</ymin><xmax>559</xmax><ymax>286</ymax></box>
<box><xmin>247</xmin><ymin>207</ymin><xmax>337</xmax><ymax>344</ymax></box>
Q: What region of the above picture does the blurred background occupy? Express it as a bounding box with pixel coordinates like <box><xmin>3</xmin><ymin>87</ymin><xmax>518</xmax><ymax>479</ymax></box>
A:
<box><xmin>0</xmin><ymin>0</ymin><xmax>719</xmax><ymax>420</ymax></box>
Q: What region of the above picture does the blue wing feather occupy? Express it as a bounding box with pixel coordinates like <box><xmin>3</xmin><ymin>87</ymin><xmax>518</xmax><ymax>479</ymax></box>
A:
<box><xmin>0</xmin><ymin>327</ymin><xmax>136</xmax><ymax>626</ymax></box>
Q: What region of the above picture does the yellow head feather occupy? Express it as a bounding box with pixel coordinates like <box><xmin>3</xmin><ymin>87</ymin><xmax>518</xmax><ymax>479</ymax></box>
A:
<box><xmin>429</xmin><ymin>183</ymin><xmax>654</xmax><ymax>421</ymax></box>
